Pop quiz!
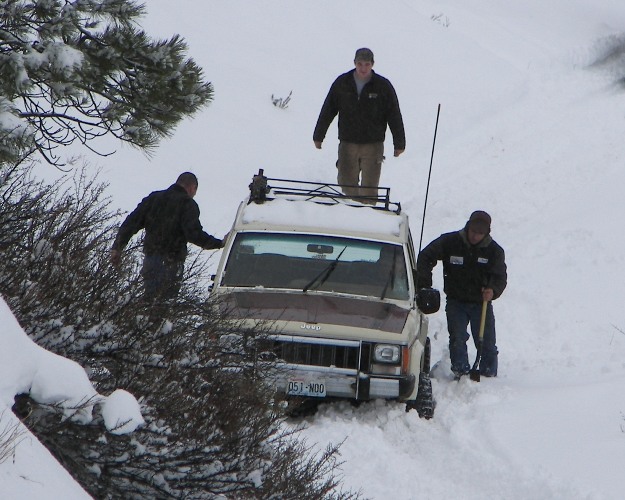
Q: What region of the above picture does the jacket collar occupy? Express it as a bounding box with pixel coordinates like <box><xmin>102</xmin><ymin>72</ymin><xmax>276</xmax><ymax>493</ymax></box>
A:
<box><xmin>459</xmin><ymin>228</ymin><xmax>492</xmax><ymax>248</ymax></box>
<box><xmin>168</xmin><ymin>183</ymin><xmax>191</xmax><ymax>197</ymax></box>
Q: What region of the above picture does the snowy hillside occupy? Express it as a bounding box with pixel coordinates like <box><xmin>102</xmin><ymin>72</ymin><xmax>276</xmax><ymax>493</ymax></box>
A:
<box><xmin>4</xmin><ymin>0</ymin><xmax>625</xmax><ymax>497</ymax></box>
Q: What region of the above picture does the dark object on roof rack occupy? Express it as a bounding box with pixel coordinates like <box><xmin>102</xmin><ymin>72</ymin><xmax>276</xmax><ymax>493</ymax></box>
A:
<box><xmin>248</xmin><ymin>169</ymin><xmax>401</xmax><ymax>213</ymax></box>
<box><xmin>249</xmin><ymin>169</ymin><xmax>270</xmax><ymax>203</ymax></box>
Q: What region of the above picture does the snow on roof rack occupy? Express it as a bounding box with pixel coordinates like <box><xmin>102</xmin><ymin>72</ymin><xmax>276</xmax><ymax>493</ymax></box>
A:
<box><xmin>248</xmin><ymin>169</ymin><xmax>402</xmax><ymax>213</ymax></box>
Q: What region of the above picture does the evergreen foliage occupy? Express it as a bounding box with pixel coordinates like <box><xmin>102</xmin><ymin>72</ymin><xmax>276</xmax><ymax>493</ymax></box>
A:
<box><xmin>0</xmin><ymin>165</ymin><xmax>358</xmax><ymax>499</ymax></box>
<box><xmin>0</xmin><ymin>0</ymin><xmax>213</xmax><ymax>167</ymax></box>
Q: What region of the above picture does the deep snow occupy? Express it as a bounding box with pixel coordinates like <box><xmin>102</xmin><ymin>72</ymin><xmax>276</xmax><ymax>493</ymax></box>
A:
<box><xmin>2</xmin><ymin>0</ymin><xmax>625</xmax><ymax>498</ymax></box>
<box><xmin>0</xmin><ymin>300</ymin><xmax>143</xmax><ymax>497</ymax></box>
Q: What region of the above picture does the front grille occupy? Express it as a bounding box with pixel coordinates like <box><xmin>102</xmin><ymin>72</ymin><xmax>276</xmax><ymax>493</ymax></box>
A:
<box><xmin>258</xmin><ymin>336</ymin><xmax>371</xmax><ymax>371</ymax></box>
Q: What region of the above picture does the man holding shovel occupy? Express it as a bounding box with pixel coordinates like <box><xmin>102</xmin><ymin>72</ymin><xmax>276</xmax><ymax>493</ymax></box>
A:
<box><xmin>417</xmin><ymin>211</ymin><xmax>507</xmax><ymax>379</ymax></box>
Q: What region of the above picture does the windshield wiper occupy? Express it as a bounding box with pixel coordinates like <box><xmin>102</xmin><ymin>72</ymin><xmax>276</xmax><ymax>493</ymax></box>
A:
<box><xmin>303</xmin><ymin>246</ymin><xmax>347</xmax><ymax>293</ymax></box>
<box><xmin>379</xmin><ymin>248</ymin><xmax>397</xmax><ymax>300</ymax></box>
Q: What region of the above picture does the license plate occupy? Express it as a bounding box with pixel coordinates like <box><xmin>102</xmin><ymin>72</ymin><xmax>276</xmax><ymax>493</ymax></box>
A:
<box><xmin>287</xmin><ymin>378</ymin><xmax>326</xmax><ymax>397</ymax></box>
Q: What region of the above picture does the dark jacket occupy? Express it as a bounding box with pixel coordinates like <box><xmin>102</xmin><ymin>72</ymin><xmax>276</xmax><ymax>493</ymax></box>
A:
<box><xmin>417</xmin><ymin>229</ymin><xmax>507</xmax><ymax>303</ymax></box>
<box><xmin>112</xmin><ymin>183</ymin><xmax>221</xmax><ymax>261</ymax></box>
<box><xmin>313</xmin><ymin>69</ymin><xmax>406</xmax><ymax>149</ymax></box>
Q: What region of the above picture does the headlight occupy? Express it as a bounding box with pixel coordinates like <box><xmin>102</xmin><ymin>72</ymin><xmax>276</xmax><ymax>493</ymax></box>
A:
<box><xmin>373</xmin><ymin>344</ymin><xmax>401</xmax><ymax>364</ymax></box>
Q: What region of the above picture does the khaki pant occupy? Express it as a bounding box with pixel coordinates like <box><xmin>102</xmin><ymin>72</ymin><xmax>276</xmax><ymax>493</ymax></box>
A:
<box><xmin>337</xmin><ymin>142</ymin><xmax>384</xmax><ymax>204</ymax></box>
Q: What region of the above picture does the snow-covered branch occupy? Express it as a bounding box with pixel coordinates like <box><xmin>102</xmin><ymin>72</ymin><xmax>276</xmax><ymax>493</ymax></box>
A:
<box><xmin>1</xmin><ymin>0</ymin><xmax>213</xmax><ymax>167</ymax></box>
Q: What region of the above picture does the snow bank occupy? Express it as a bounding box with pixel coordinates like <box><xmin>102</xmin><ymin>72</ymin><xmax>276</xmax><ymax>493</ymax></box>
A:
<box><xmin>0</xmin><ymin>297</ymin><xmax>145</xmax><ymax>494</ymax></box>
<box><xmin>101</xmin><ymin>389</ymin><xmax>144</xmax><ymax>435</ymax></box>
<box><xmin>0</xmin><ymin>298</ymin><xmax>143</xmax><ymax>430</ymax></box>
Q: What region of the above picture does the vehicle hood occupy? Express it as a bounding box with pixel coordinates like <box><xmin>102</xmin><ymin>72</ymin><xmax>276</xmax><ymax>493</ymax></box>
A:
<box><xmin>220</xmin><ymin>290</ymin><xmax>410</xmax><ymax>334</ymax></box>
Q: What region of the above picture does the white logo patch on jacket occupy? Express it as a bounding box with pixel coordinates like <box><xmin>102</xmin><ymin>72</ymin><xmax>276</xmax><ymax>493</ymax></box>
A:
<box><xmin>450</xmin><ymin>256</ymin><xmax>463</xmax><ymax>265</ymax></box>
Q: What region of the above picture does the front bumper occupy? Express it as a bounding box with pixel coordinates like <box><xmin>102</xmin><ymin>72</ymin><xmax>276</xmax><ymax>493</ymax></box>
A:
<box><xmin>259</xmin><ymin>334</ymin><xmax>418</xmax><ymax>400</ymax></box>
<box><xmin>273</xmin><ymin>364</ymin><xmax>415</xmax><ymax>400</ymax></box>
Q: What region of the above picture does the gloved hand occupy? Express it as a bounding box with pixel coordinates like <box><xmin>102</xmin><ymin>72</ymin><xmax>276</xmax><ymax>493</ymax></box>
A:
<box><xmin>220</xmin><ymin>231</ymin><xmax>231</xmax><ymax>248</ymax></box>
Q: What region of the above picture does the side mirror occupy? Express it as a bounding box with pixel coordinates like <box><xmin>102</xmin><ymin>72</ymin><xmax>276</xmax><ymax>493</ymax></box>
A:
<box><xmin>417</xmin><ymin>288</ymin><xmax>440</xmax><ymax>314</ymax></box>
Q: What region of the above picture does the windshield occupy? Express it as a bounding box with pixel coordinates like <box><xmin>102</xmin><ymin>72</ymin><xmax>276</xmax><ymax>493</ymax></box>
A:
<box><xmin>221</xmin><ymin>232</ymin><xmax>410</xmax><ymax>300</ymax></box>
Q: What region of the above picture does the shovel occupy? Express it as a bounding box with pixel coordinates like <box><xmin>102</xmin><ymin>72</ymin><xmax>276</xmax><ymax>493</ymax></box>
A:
<box><xmin>469</xmin><ymin>300</ymin><xmax>488</xmax><ymax>382</ymax></box>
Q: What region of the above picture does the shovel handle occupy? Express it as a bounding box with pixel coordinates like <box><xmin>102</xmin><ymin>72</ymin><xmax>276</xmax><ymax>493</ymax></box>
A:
<box><xmin>471</xmin><ymin>300</ymin><xmax>490</xmax><ymax>382</ymax></box>
<box><xmin>478</xmin><ymin>300</ymin><xmax>488</xmax><ymax>341</ymax></box>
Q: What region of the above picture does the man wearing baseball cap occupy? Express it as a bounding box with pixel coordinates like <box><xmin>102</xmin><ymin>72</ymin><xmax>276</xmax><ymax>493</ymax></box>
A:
<box><xmin>416</xmin><ymin>211</ymin><xmax>507</xmax><ymax>378</ymax></box>
<box><xmin>313</xmin><ymin>48</ymin><xmax>405</xmax><ymax>204</ymax></box>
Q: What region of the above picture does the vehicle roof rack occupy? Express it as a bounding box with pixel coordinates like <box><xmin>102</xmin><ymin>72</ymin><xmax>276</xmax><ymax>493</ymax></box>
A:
<box><xmin>248</xmin><ymin>169</ymin><xmax>401</xmax><ymax>213</ymax></box>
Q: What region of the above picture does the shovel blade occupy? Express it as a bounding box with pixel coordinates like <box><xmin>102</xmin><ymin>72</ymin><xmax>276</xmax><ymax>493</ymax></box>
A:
<box><xmin>469</xmin><ymin>369</ymin><xmax>481</xmax><ymax>382</ymax></box>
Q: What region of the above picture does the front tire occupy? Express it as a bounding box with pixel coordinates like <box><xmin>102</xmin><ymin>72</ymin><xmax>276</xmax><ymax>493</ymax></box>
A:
<box><xmin>406</xmin><ymin>337</ymin><xmax>435</xmax><ymax>419</ymax></box>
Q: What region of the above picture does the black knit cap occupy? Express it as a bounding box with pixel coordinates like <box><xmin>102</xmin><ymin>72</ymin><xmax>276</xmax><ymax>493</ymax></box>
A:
<box><xmin>468</xmin><ymin>210</ymin><xmax>491</xmax><ymax>233</ymax></box>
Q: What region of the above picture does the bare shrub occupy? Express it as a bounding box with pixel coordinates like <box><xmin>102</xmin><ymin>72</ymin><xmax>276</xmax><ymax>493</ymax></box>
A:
<box><xmin>271</xmin><ymin>91</ymin><xmax>292</xmax><ymax>109</ymax></box>
<box><xmin>0</xmin><ymin>164</ymin><xmax>359</xmax><ymax>499</ymax></box>
<box><xmin>0</xmin><ymin>411</ymin><xmax>26</xmax><ymax>465</ymax></box>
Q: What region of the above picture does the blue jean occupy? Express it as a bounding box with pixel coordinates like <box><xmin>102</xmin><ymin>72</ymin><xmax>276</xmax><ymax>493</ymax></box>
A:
<box><xmin>445</xmin><ymin>298</ymin><xmax>498</xmax><ymax>376</ymax></box>
<box><xmin>141</xmin><ymin>255</ymin><xmax>184</xmax><ymax>301</ymax></box>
